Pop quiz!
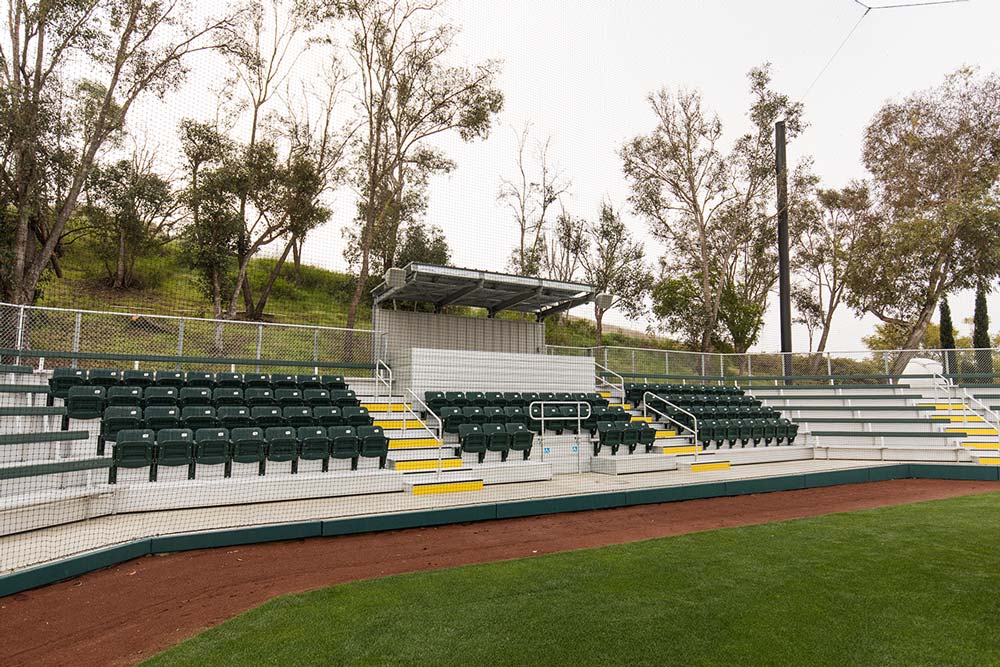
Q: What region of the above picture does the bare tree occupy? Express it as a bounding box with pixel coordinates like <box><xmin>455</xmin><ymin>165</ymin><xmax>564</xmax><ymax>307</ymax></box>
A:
<box><xmin>539</xmin><ymin>207</ymin><xmax>587</xmax><ymax>283</ymax></box>
<box><xmin>498</xmin><ymin>124</ymin><xmax>569</xmax><ymax>276</ymax></box>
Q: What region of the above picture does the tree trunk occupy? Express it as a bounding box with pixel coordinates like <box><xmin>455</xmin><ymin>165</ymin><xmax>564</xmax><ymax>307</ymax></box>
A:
<box><xmin>114</xmin><ymin>229</ymin><xmax>128</xmax><ymax>289</ymax></box>
<box><xmin>211</xmin><ymin>268</ymin><xmax>224</xmax><ymax>355</ymax></box>
<box><xmin>250</xmin><ymin>238</ymin><xmax>295</xmax><ymax>319</ymax></box>
<box><xmin>889</xmin><ymin>302</ymin><xmax>938</xmax><ymax>378</ymax></box>
<box><xmin>292</xmin><ymin>237</ymin><xmax>302</xmax><ymax>280</ymax></box>
<box><xmin>595</xmin><ymin>306</ymin><xmax>604</xmax><ymax>347</ymax></box>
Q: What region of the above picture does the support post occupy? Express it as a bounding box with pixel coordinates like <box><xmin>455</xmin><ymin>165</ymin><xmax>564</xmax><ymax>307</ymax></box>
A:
<box><xmin>71</xmin><ymin>312</ymin><xmax>82</xmax><ymax>369</ymax></box>
<box><xmin>176</xmin><ymin>320</ymin><xmax>184</xmax><ymax>371</ymax></box>
<box><xmin>776</xmin><ymin>121</ymin><xmax>793</xmax><ymax>383</ymax></box>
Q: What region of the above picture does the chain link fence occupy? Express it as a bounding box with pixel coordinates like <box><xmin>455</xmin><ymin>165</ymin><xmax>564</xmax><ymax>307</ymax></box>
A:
<box><xmin>547</xmin><ymin>345</ymin><xmax>1000</xmax><ymax>385</ymax></box>
<box><xmin>0</xmin><ymin>303</ymin><xmax>380</xmax><ymax>373</ymax></box>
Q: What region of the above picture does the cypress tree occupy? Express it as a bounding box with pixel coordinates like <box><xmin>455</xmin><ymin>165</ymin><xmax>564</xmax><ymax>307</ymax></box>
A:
<box><xmin>973</xmin><ymin>283</ymin><xmax>992</xmax><ymax>377</ymax></box>
<box><xmin>939</xmin><ymin>296</ymin><xmax>957</xmax><ymax>374</ymax></box>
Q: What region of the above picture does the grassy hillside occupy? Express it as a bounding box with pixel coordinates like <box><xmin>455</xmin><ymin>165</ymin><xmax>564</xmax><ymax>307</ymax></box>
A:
<box><xmin>36</xmin><ymin>242</ymin><xmax>673</xmax><ymax>350</ymax></box>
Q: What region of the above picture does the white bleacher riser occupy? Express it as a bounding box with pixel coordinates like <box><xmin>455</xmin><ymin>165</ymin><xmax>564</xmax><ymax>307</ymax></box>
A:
<box><xmin>794</xmin><ymin>421</ymin><xmax>946</xmax><ymax>434</ymax></box>
<box><xmin>812</xmin><ymin>434</ymin><xmax>962</xmax><ymax>447</ymax></box>
<box><xmin>816</xmin><ymin>445</ymin><xmax>971</xmax><ymax>463</ymax></box>
<box><xmin>590</xmin><ymin>454</ymin><xmax>679</xmax><ymax>475</ymax></box>
<box><xmin>750</xmin><ymin>386</ymin><xmax>914</xmax><ymax>396</ymax></box>
<box><xmin>763</xmin><ymin>397</ymin><xmax>915</xmax><ymax>407</ymax></box>
<box><xmin>532</xmin><ymin>433</ymin><xmax>594</xmax><ymax>473</ymax></box>
<box><xmin>713</xmin><ymin>445</ymin><xmax>815</xmax><ymax>465</ymax></box>
<box><xmin>782</xmin><ymin>408</ymin><xmax>932</xmax><ymax>420</ymax></box>
<box><xmin>405</xmin><ymin>348</ymin><xmax>595</xmax><ymax>395</ymax></box>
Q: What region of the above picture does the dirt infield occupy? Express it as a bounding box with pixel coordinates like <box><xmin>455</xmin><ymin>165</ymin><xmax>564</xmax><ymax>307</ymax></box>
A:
<box><xmin>3</xmin><ymin>478</ymin><xmax>999</xmax><ymax>667</ymax></box>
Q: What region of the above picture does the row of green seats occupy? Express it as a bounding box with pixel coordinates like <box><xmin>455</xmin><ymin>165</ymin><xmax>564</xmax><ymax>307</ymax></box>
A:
<box><xmin>456</xmin><ymin>423</ymin><xmax>534</xmax><ymax>462</ymax></box>
<box><xmin>50</xmin><ymin>368</ymin><xmax>349</xmax><ymax>400</ymax></box>
<box><xmin>625</xmin><ymin>383</ymin><xmax>743</xmax><ymax>402</ymax></box>
<box><xmin>697</xmin><ymin>418</ymin><xmax>799</xmax><ymax>448</ymax></box>
<box><xmin>110</xmin><ymin>425</ymin><xmax>388</xmax><ymax>483</ymax></box>
<box><xmin>425</xmin><ymin>391</ymin><xmax>609</xmax><ymax>412</ymax></box>
<box><xmin>650</xmin><ymin>393</ymin><xmax>763</xmax><ymax>408</ymax></box>
<box><xmin>438</xmin><ymin>405</ymin><xmax>632</xmax><ymax>435</ymax></box>
<box><xmin>593</xmin><ymin>422</ymin><xmax>658</xmax><ymax>456</ymax></box>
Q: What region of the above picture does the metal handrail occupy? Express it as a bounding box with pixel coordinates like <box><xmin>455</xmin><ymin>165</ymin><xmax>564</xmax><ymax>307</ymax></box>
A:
<box><xmin>642</xmin><ymin>391</ymin><xmax>698</xmax><ymax>460</ymax></box>
<box><xmin>374</xmin><ymin>359</ymin><xmax>392</xmax><ymax>405</ymax></box>
<box><xmin>932</xmin><ymin>372</ymin><xmax>1000</xmax><ymax>453</ymax></box>
<box><xmin>406</xmin><ymin>389</ymin><xmax>446</xmax><ymax>477</ymax></box>
<box><xmin>594</xmin><ymin>361</ymin><xmax>624</xmax><ymax>399</ymax></box>
<box><xmin>528</xmin><ymin>400</ymin><xmax>593</xmax><ymax>472</ymax></box>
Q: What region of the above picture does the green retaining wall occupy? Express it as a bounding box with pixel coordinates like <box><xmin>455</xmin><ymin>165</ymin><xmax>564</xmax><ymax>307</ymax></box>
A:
<box><xmin>1</xmin><ymin>463</ymin><xmax>997</xmax><ymax>598</ymax></box>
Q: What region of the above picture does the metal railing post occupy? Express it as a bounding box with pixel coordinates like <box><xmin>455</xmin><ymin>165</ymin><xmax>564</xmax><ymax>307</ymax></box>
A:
<box><xmin>827</xmin><ymin>353</ymin><xmax>833</xmax><ymax>385</ymax></box>
<box><xmin>71</xmin><ymin>312</ymin><xmax>82</xmax><ymax>369</ymax></box>
<box><xmin>176</xmin><ymin>319</ymin><xmax>184</xmax><ymax>371</ymax></box>
<box><xmin>13</xmin><ymin>305</ymin><xmax>25</xmax><ymax>365</ymax></box>
<box><xmin>255</xmin><ymin>324</ymin><xmax>263</xmax><ymax>373</ymax></box>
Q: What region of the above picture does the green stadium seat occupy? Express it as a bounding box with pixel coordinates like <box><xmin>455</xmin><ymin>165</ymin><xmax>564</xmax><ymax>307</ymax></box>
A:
<box><xmin>763</xmin><ymin>418</ymin><xmax>778</xmax><ymax>445</ymax></box>
<box><xmin>88</xmin><ymin>369</ymin><xmax>121</xmax><ymax>388</ymax></box>
<box><xmin>458</xmin><ymin>424</ymin><xmax>487</xmax><ymax>463</ymax></box>
<box><xmin>265</xmin><ymin>426</ymin><xmax>299</xmax><ymax>472</ymax></box>
<box><xmin>595</xmin><ymin>421</ymin><xmax>624</xmax><ymax>456</ymax></box>
<box><xmin>252</xmin><ymin>406</ymin><xmax>285</xmax><ymax>427</ymax></box>
<box><xmin>109</xmin><ymin>428</ymin><xmax>156</xmax><ymax>483</ymax></box>
<box><xmin>440</xmin><ymin>406</ymin><xmax>465</xmax><ymax>434</ymax></box>
<box><xmin>194</xmin><ymin>428</ymin><xmax>231</xmax><ymax>476</ymax></box>
<box><xmin>505</xmin><ymin>423</ymin><xmax>534</xmax><ymax>460</ymax></box>
<box><xmin>244</xmin><ymin>373</ymin><xmax>271</xmax><ymax>388</ymax></box>
<box><xmin>357</xmin><ymin>425</ymin><xmax>388</xmax><ymax>468</ymax></box>
<box><xmin>445</xmin><ymin>391</ymin><xmax>467</xmax><ymax>407</ymax></box>
<box><xmin>628</xmin><ymin>422</ymin><xmax>656</xmax><ymax>453</ymax></box>
<box><xmin>521</xmin><ymin>392</ymin><xmax>540</xmax><ymax>406</ymax></box>
<box><xmin>783</xmin><ymin>419</ymin><xmax>799</xmax><ymax>444</ymax></box>
<box><xmin>698</xmin><ymin>420</ymin><xmax>715</xmax><ymax>448</ymax></box>
<box><xmin>483</xmin><ymin>423</ymin><xmax>511</xmax><ymax>461</ymax></box>
<box><xmin>424</xmin><ymin>391</ymin><xmax>448</xmax><ymax>412</ymax></box>
<box><xmin>49</xmin><ymin>368</ymin><xmax>87</xmax><ymax>401</ymax></box>
<box><xmin>621</xmin><ymin>421</ymin><xmax>640</xmax><ymax>454</ymax></box>
<box><xmin>538</xmin><ymin>392</ymin><xmax>556</xmax><ymax>402</ymax></box>
<box><xmin>331</xmin><ymin>389</ymin><xmax>359</xmax><ymax>407</ymax></box>
<box><xmin>275</xmin><ymin>388</ymin><xmax>304</xmax><ymax>407</ymax></box>
<box><xmin>526</xmin><ymin>404</ymin><xmax>543</xmax><ymax>433</ymax></box>
<box><xmin>185</xmin><ymin>371</ymin><xmax>214</xmax><ymax>388</ymax></box>
<box><xmin>230</xmin><ymin>427</ymin><xmax>267</xmax><ymax>475</ymax></box>
<box><xmin>143</xmin><ymin>386</ymin><xmax>178</xmax><ymax>406</ymax></box>
<box><xmin>327</xmin><ymin>426</ymin><xmax>359</xmax><ymax>470</ymax></box>
<box><xmin>485</xmin><ymin>392</ymin><xmax>506</xmax><ymax>407</ymax></box>
<box><xmin>218</xmin><ymin>405</ymin><xmax>252</xmax><ymax>429</ymax></box>
<box><xmin>144</xmin><ymin>406</ymin><xmax>180</xmax><ymax>431</ymax></box>
<box><xmin>735</xmin><ymin>419</ymin><xmax>752</xmax><ymax>447</ymax></box>
<box><xmin>484</xmin><ymin>406</ymin><xmax>505</xmax><ymax>423</ymax></box>
<box><xmin>558</xmin><ymin>405</ymin><xmax>582</xmax><ymax>434</ymax></box>
<box><xmin>154</xmin><ymin>370</ymin><xmax>184</xmax><ymax>387</ymax></box>
<box><xmin>313</xmin><ymin>406</ymin><xmax>343</xmax><ymax>427</ymax></box>
<box><xmin>271</xmin><ymin>374</ymin><xmax>297</xmax><ymax>389</ymax></box>
<box><xmin>245</xmin><ymin>387</ymin><xmax>276</xmax><ymax>407</ymax></box>
<box><xmin>123</xmin><ymin>370</ymin><xmax>154</xmax><ymax>387</ymax></box>
<box><xmin>64</xmin><ymin>386</ymin><xmax>105</xmax><ymax>428</ymax></box>
<box><xmin>466</xmin><ymin>391</ymin><xmax>487</xmax><ymax>407</ymax></box>
<box><xmin>215</xmin><ymin>372</ymin><xmax>244</xmax><ymax>388</ymax></box>
<box><xmin>296</xmin><ymin>374</ymin><xmax>324</xmax><ymax>390</ymax></box>
<box><xmin>298</xmin><ymin>426</ymin><xmax>330</xmax><ymax>472</ymax></box>
<box><xmin>283</xmin><ymin>406</ymin><xmax>314</xmax><ymax>428</ymax></box>
<box><xmin>343</xmin><ymin>406</ymin><xmax>371</xmax><ymax>427</ymax></box>
<box><xmin>99</xmin><ymin>406</ymin><xmax>143</xmax><ymax>455</ymax></box>
<box><xmin>304</xmin><ymin>389</ymin><xmax>332</xmax><ymax>407</ymax></box>
<box><xmin>322</xmin><ymin>375</ymin><xmax>347</xmax><ymax>390</ymax></box>
<box><xmin>750</xmin><ymin>418</ymin><xmax>765</xmax><ymax>446</ymax></box>
<box><xmin>106</xmin><ymin>386</ymin><xmax>143</xmax><ymax>407</ymax></box>
<box><xmin>585</xmin><ymin>392</ymin><xmax>609</xmax><ymax>408</ymax></box>
<box><xmin>181</xmin><ymin>406</ymin><xmax>218</xmax><ymax>430</ymax></box>
<box><xmin>608</xmin><ymin>406</ymin><xmax>630</xmax><ymax>424</ymax></box>
<box><xmin>212</xmin><ymin>388</ymin><xmax>244</xmax><ymax>406</ymax></box>
<box><xmin>503</xmin><ymin>406</ymin><xmax>527</xmax><ymax>425</ymax></box>
<box><xmin>462</xmin><ymin>406</ymin><xmax>486</xmax><ymax>424</ymax></box>
<box><xmin>179</xmin><ymin>387</ymin><xmax>212</xmax><ymax>406</ymax></box>
<box><xmin>154</xmin><ymin>428</ymin><xmax>195</xmax><ymax>480</ymax></box>
<box><xmin>503</xmin><ymin>392</ymin><xmax>525</xmax><ymax>407</ymax></box>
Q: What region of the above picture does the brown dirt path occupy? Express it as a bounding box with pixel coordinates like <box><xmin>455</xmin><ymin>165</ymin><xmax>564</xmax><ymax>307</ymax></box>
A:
<box><xmin>3</xmin><ymin>478</ymin><xmax>999</xmax><ymax>667</ymax></box>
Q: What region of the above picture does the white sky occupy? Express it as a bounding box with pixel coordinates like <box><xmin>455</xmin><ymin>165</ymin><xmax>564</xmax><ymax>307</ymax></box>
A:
<box><xmin>128</xmin><ymin>0</ymin><xmax>1000</xmax><ymax>352</ymax></box>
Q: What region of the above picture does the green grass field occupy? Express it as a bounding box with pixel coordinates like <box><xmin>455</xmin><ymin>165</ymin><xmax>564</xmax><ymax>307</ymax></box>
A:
<box><xmin>144</xmin><ymin>492</ymin><xmax>1000</xmax><ymax>667</ymax></box>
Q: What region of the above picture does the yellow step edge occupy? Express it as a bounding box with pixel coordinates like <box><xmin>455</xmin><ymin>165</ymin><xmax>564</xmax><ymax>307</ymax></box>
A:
<box><xmin>411</xmin><ymin>479</ymin><xmax>484</xmax><ymax>495</ymax></box>
<box><xmin>609</xmin><ymin>403</ymin><xmax>632</xmax><ymax>410</ymax></box>
<box><xmin>388</xmin><ymin>438</ymin><xmax>441</xmax><ymax>449</ymax></box>
<box><xmin>374</xmin><ymin>419</ymin><xmax>429</xmax><ymax>430</ymax></box>
<box><xmin>660</xmin><ymin>445</ymin><xmax>701</xmax><ymax>455</ymax></box>
<box><xmin>947</xmin><ymin>427</ymin><xmax>998</xmax><ymax>436</ymax></box>
<box><xmin>598</xmin><ymin>391</ymin><xmax>612</xmax><ymax>398</ymax></box>
<box><xmin>919</xmin><ymin>404</ymin><xmax>970</xmax><ymax>410</ymax></box>
<box><xmin>630</xmin><ymin>416</ymin><xmax>652</xmax><ymax>423</ymax></box>
<box><xmin>654</xmin><ymin>430</ymin><xmax>677</xmax><ymax>438</ymax></box>
<box><xmin>939</xmin><ymin>415</ymin><xmax>985</xmax><ymax>423</ymax></box>
<box><xmin>361</xmin><ymin>403</ymin><xmax>411</xmax><ymax>412</ymax></box>
<box><xmin>392</xmin><ymin>458</ymin><xmax>462</xmax><ymax>471</ymax></box>
<box><xmin>964</xmin><ymin>442</ymin><xmax>1000</xmax><ymax>450</ymax></box>
<box><xmin>976</xmin><ymin>457</ymin><xmax>1000</xmax><ymax>465</ymax></box>
<box><xmin>690</xmin><ymin>461</ymin><xmax>731</xmax><ymax>472</ymax></box>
